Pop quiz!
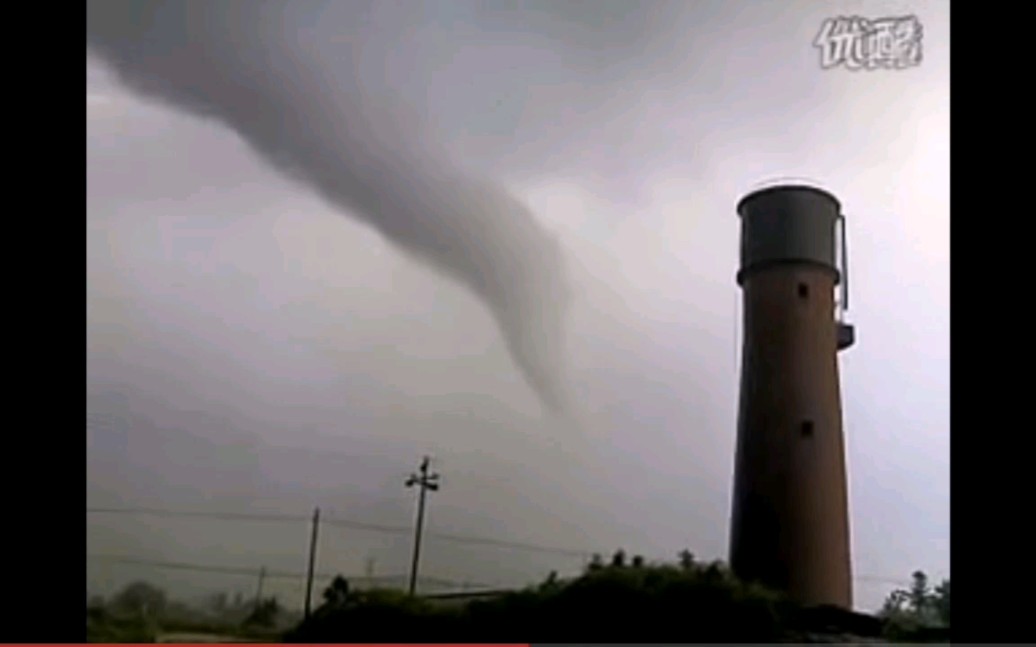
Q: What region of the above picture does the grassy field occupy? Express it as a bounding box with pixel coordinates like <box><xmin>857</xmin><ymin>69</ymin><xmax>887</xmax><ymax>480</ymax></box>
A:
<box><xmin>155</xmin><ymin>632</ymin><xmax>266</xmax><ymax>643</ymax></box>
<box><xmin>87</xmin><ymin>613</ymin><xmax>281</xmax><ymax>643</ymax></box>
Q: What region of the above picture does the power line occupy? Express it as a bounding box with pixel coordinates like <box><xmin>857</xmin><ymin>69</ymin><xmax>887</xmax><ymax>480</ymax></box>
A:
<box><xmin>90</xmin><ymin>552</ymin><xmax>910</xmax><ymax>596</ymax></box>
<box><xmin>88</xmin><ymin>506</ymin><xmax>310</xmax><ymax>525</ymax></box>
<box><xmin>87</xmin><ymin>554</ymin><xmax>489</xmax><ymax>589</ymax></box>
<box><xmin>424</xmin><ymin>529</ymin><xmax>589</xmax><ymax>557</ymax></box>
<box><xmin>86</xmin><ymin>507</ymin><xmax>919</xmax><ymax>586</ymax></box>
<box><xmin>89</xmin><ymin>554</ymin><xmax>347</xmax><ymax>580</ymax></box>
<box><xmin>87</xmin><ymin>505</ymin><xmax>593</xmax><ymax>557</ymax></box>
<box><xmin>854</xmin><ymin>575</ymin><xmax>912</xmax><ymax>587</ymax></box>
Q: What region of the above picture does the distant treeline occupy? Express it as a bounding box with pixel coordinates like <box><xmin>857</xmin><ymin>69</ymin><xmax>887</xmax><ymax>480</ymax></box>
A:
<box><xmin>86</xmin><ymin>581</ymin><xmax>295</xmax><ymax>643</ymax></box>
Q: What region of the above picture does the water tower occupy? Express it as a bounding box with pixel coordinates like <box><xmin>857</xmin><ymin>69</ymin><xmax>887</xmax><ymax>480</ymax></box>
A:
<box><xmin>729</xmin><ymin>183</ymin><xmax>855</xmax><ymax>609</ymax></box>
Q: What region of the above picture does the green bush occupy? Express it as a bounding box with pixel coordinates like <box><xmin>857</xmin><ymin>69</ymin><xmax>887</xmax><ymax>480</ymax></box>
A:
<box><xmin>879</xmin><ymin>570</ymin><xmax>950</xmax><ymax>642</ymax></box>
<box><xmin>86</xmin><ymin>614</ymin><xmax>156</xmax><ymax>644</ymax></box>
<box><xmin>286</xmin><ymin>555</ymin><xmax>792</xmax><ymax>642</ymax></box>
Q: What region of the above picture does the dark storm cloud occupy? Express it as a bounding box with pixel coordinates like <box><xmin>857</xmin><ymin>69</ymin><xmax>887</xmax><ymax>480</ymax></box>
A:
<box><xmin>86</xmin><ymin>0</ymin><xmax>571</xmax><ymax>413</ymax></box>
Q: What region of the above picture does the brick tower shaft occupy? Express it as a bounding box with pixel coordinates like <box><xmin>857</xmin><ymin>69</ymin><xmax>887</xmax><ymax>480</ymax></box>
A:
<box><xmin>729</xmin><ymin>185</ymin><xmax>854</xmax><ymax>609</ymax></box>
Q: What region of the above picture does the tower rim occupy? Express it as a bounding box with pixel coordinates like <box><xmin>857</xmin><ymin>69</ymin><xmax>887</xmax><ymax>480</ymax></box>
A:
<box><xmin>736</xmin><ymin>259</ymin><xmax>840</xmax><ymax>287</ymax></box>
<box><xmin>736</xmin><ymin>184</ymin><xmax>842</xmax><ymax>217</ymax></box>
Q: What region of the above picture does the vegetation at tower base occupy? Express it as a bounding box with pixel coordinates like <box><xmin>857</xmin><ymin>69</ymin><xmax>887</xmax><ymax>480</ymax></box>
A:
<box><xmin>84</xmin><ymin>560</ymin><xmax>948</xmax><ymax>642</ymax></box>
<box><xmin>877</xmin><ymin>571</ymin><xmax>950</xmax><ymax>642</ymax></box>
<box><xmin>284</xmin><ymin>551</ymin><xmax>948</xmax><ymax>643</ymax></box>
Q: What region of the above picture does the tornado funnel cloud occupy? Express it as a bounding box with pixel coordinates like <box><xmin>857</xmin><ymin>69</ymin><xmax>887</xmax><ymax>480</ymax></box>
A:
<box><xmin>87</xmin><ymin>1</ymin><xmax>571</xmax><ymax>413</ymax></box>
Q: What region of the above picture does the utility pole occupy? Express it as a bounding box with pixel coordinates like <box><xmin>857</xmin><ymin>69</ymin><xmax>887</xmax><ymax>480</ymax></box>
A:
<box><xmin>254</xmin><ymin>566</ymin><xmax>266</xmax><ymax>611</ymax></box>
<box><xmin>405</xmin><ymin>455</ymin><xmax>440</xmax><ymax>596</ymax></box>
<box><xmin>303</xmin><ymin>507</ymin><xmax>320</xmax><ymax>620</ymax></box>
<box><xmin>365</xmin><ymin>556</ymin><xmax>376</xmax><ymax>588</ymax></box>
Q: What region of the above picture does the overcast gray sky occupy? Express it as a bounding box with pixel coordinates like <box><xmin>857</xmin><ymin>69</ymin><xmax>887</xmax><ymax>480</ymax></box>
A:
<box><xmin>87</xmin><ymin>0</ymin><xmax>948</xmax><ymax>613</ymax></box>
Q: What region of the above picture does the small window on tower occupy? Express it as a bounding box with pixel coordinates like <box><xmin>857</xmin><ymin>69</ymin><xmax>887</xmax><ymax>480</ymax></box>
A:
<box><xmin>801</xmin><ymin>420</ymin><xmax>814</xmax><ymax>438</ymax></box>
<box><xmin>798</xmin><ymin>283</ymin><xmax>809</xmax><ymax>299</ymax></box>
